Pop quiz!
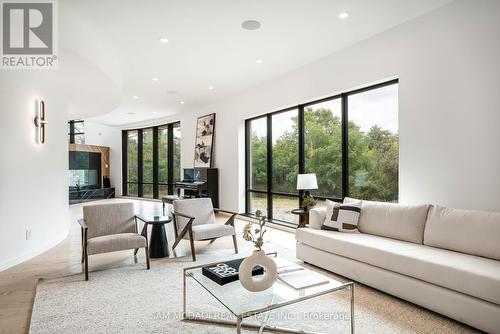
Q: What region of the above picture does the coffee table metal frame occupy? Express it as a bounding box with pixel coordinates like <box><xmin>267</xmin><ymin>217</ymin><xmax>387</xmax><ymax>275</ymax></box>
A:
<box><xmin>182</xmin><ymin>253</ymin><xmax>354</xmax><ymax>334</ymax></box>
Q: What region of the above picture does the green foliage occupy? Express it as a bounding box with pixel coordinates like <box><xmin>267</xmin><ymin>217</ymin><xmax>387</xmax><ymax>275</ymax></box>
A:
<box><xmin>243</xmin><ymin>210</ymin><xmax>267</xmax><ymax>250</ymax></box>
<box><xmin>302</xmin><ymin>195</ymin><xmax>317</xmax><ymax>208</ymax></box>
<box><xmin>249</xmin><ymin>108</ymin><xmax>399</xmax><ymax>202</ymax></box>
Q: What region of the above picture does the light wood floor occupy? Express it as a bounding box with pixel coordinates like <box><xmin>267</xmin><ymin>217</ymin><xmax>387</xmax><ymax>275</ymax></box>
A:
<box><xmin>0</xmin><ymin>198</ymin><xmax>295</xmax><ymax>334</ymax></box>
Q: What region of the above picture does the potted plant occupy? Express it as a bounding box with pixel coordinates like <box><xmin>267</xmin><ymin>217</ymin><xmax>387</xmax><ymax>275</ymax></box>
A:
<box><xmin>302</xmin><ymin>195</ymin><xmax>317</xmax><ymax>212</ymax></box>
<box><xmin>239</xmin><ymin>210</ymin><xmax>277</xmax><ymax>292</ymax></box>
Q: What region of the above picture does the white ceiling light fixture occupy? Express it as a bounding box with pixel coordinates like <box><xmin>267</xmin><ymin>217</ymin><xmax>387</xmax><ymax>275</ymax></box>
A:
<box><xmin>338</xmin><ymin>12</ymin><xmax>349</xmax><ymax>19</ymax></box>
<box><xmin>152</xmin><ymin>77</ymin><xmax>159</xmax><ymax>82</ymax></box>
<box><xmin>256</xmin><ymin>59</ymin><xmax>263</xmax><ymax>64</ymax></box>
<box><xmin>132</xmin><ymin>95</ymin><xmax>139</xmax><ymax>100</ymax></box>
<box><xmin>241</xmin><ymin>20</ymin><xmax>261</xmax><ymax>30</ymax></box>
<box><xmin>159</xmin><ymin>37</ymin><xmax>169</xmax><ymax>43</ymax></box>
<box><xmin>180</xmin><ymin>101</ymin><xmax>185</xmax><ymax>105</ymax></box>
<box><xmin>208</xmin><ymin>85</ymin><xmax>214</xmax><ymax>90</ymax></box>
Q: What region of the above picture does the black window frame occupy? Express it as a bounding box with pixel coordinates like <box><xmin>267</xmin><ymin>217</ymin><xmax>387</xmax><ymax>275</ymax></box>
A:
<box><xmin>122</xmin><ymin>121</ymin><xmax>180</xmax><ymax>199</ymax></box>
<box><xmin>245</xmin><ymin>79</ymin><xmax>399</xmax><ymax>227</ymax></box>
<box><xmin>68</xmin><ymin>120</ymin><xmax>85</xmax><ymax>144</ymax></box>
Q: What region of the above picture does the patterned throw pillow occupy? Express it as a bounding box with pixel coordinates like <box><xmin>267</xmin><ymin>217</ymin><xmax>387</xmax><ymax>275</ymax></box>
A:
<box><xmin>322</xmin><ymin>199</ymin><xmax>362</xmax><ymax>233</ymax></box>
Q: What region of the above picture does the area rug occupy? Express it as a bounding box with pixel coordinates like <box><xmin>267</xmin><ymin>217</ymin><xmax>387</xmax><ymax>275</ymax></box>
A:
<box><xmin>29</xmin><ymin>242</ymin><xmax>477</xmax><ymax>333</ymax></box>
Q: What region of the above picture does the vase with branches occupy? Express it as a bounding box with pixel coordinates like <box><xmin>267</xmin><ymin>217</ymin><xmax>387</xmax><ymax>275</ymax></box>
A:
<box><xmin>242</xmin><ymin>210</ymin><xmax>266</xmax><ymax>250</ymax></box>
<box><xmin>239</xmin><ymin>210</ymin><xmax>277</xmax><ymax>292</ymax></box>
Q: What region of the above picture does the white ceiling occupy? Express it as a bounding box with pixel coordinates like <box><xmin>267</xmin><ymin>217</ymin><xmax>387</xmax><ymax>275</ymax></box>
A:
<box><xmin>60</xmin><ymin>0</ymin><xmax>452</xmax><ymax>126</ymax></box>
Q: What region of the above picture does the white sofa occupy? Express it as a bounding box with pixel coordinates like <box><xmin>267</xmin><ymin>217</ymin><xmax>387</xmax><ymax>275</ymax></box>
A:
<box><xmin>296</xmin><ymin>201</ymin><xmax>500</xmax><ymax>333</ymax></box>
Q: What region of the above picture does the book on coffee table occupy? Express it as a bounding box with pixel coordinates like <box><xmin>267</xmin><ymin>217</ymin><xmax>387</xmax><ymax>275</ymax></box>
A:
<box><xmin>202</xmin><ymin>258</ymin><xmax>263</xmax><ymax>285</ymax></box>
<box><xmin>278</xmin><ymin>269</ymin><xmax>329</xmax><ymax>289</ymax></box>
<box><xmin>273</xmin><ymin>257</ymin><xmax>304</xmax><ymax>274</ymax></box>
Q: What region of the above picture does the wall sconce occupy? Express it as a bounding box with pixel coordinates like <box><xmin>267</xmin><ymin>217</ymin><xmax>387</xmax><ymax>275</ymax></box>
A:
<box><xmin>34</xmin><ymin>100</ymin><xmax>48</xmax><ymax>144</ymax></box>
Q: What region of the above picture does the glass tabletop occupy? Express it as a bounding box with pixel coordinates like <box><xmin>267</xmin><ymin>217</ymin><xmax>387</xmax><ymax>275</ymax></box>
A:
<box><xmin>136</xmin><ymin>215</ymin><xmax>172</xmax><ymax>224</ymax></box>
<box><xmin>185</xmin><ymin>256</ymin><xmax>349</xmax><ymax>318</ymax></box>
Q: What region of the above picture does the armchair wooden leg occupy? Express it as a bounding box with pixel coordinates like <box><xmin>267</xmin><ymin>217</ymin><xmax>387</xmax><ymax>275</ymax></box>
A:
<box><xmin>84</xmin><ymin>248</ymin><xmax>89</xmax><ymax>281</ymax></box>
<box><xmin>188</xmin><ymin>229</ymin><xmax>196</xmax><ymax>262</ymax></box>
<box><xmin>145</xmin><ymin>246</ymin><xmax>150</xmax><ymax>270</ymax></box>
<box><xmin>232</xmin><ymin>235</ymin><xmax>238</xmax><ymax>254</ymax></box>
<box><xmin>81</xmin><ymin>228</ymin><xmax>84</xmax><ymax>263</ymax></box>
<box><xmin>209</xmin><ymin>238</ymin><xmax>216</xmax><ymax>244</ymax></box>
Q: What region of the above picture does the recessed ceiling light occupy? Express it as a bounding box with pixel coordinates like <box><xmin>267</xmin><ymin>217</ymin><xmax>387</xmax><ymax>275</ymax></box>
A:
<box><xmin>132</xmin><ymin>95</ymin><xmax>139</xmax><ymax>100</ymax></box>
<box><xmin>152</xmin><ymin>77</ymin><xmax>159</xmax><ymax>82</ymax></box>
<box><xmin>241</xmin><ymin>20</ymin><xmax>261</xmax><ymax>30</ymax></box>
<box><xmin>180</xmin><ymin>101</ymin><xmax>185</xmax><ymax>105</ymax></box>
<box><xmin>154</xmin><ymin>111</ymin><xmax>159</xmax><ymax>114</ymax></box>
<box><xmin>256</xmin><ymin>59</ymin><xmax>263</xmax><ymax>64</ymax></box>
<box><xmin>159</xmin><ymin>37</ymin><xmax>169</xmax><ymax>43</ymax></box>
<box><xmin>338</xmin><ymin>12</ymin><xmax>349</xmax><ymax>19</ymax></box>
<box><xmin>208</xmin><ymin>86</ymin><xmax>214</xmax><ymax>90</ymax></box>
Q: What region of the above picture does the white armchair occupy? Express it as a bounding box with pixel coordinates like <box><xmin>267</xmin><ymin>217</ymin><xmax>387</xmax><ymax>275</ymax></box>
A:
<box><xmin>172</xmin><ymin>198</ymin><xmax>238</xmax><ymax>261</ymax></box>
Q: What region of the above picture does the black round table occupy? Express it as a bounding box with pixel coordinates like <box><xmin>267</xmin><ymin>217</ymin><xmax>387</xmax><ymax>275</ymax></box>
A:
<box><xmin>136</xmin><ymin>215</ymin><xmax>172</xmax><ymax>258</ymax></box>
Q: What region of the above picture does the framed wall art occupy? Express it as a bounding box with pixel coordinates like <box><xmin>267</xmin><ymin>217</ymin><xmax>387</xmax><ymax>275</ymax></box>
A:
<box><xmin>194</xmin><ymin>113</ymin><xmax>215</xmax><ymax>168</ymax></box>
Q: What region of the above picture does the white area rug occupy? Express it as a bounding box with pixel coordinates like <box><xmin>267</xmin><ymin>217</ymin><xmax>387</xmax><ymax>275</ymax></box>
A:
<box><xmin>29</xmin><ymin>242</ymin><xmax>477</xmax><ymax>333</ymax></box>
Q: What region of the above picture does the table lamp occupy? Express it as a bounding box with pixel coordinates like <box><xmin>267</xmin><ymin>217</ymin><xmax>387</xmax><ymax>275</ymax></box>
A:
<box><xmin>297</xmin><ymin>173</ymin><xmax>318</xmax><ymax>199</ymax></box>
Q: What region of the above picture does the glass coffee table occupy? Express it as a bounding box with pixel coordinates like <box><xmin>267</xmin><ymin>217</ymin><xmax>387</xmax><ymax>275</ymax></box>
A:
<box><xmin>183</xmin><ymin>253</ymin><xmax>354</xmax><ymax>333</ymax></box>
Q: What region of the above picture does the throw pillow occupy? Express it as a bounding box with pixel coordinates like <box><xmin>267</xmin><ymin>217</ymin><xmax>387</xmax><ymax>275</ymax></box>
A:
<box><xmin>322</xmin><ymin>199</ymin><xmax>362</xmax><ymax>232</ymax></box>
<box><xmin>323</xmin><ymin>199</ymin><xmax>341</xmax><ymax>227</ymax></box>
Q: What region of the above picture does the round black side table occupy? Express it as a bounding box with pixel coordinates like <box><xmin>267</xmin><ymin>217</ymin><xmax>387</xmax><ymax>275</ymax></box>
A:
<box><xmin>136</xmin><ymin>215</ymin><xmax>172</xmax><ymax>258</ymax></box>
<box><xmin>291</xmin><ymin>208</ymin><xmax>310</xmax><ymax>228</ymax></box>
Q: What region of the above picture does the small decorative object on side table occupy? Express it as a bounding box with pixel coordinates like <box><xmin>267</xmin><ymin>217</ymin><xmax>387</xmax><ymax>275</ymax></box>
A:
<box><xmin>295</xmin><ymin>173</ymin><xmax>318</xmax><ymax>227</ymax></box>
<box><xmin>296</xmin><ymin>173</ymin><xmax>318</xmax><ymax>210</ymax></box>
<box><xmin>135</xmin><ymin>215</ymin><xmax>172</xmax><ymax>258</ymax></box>
<box><xmin>240</xmin><ymin>210</ymin><xmax>278</xmax><ymax>292</ymax></box>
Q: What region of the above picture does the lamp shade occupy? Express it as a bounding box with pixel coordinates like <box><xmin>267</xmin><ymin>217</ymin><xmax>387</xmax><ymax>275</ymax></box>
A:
<box><xmin>296</xmin><ymin>173</ymin><xmax>318</xmax><ymax>190</ymax></box>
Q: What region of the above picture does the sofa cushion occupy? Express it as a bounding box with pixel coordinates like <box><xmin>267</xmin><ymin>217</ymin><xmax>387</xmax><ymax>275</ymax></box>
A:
<box><xmin>344</xmin><ymin>197</ymin><xmax>430</xmax><ymax>244</ymax></box>
<box><xmin>296</xmin><ymin>228</ymin><xmax>500</xmax><ymax>305</ymax></box>
<box><xmin>424</xmin><ymin>206</ymin><xmax>500</xmax><ymax>261</ymax></box>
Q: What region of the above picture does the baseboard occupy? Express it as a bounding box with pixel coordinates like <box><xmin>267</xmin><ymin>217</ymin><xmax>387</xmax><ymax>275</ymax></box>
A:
<box><xmin>0</xmin><ymin>229</ymin><xmax>69</xmax><ymax>272</ymax></box>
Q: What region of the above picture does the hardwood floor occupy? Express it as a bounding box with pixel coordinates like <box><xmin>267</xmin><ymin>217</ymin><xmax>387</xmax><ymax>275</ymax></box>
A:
<box><xmin>0</xmin><ymin>198</ymin><xmax>295</xmax><ymax>334</ymax></box>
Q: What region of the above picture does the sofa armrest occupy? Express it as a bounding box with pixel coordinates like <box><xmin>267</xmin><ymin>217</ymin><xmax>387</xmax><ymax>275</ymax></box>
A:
<box><xmin>309</xmin><ymin>207</ymin><xmax>326</xmax><ymax>229</ymax></box>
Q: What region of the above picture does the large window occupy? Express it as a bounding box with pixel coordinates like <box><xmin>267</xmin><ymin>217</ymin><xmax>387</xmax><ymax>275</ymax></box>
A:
<box><xmin>122</xmin><ymin>122</ymin><xmax>180</xmax><ymax>198</ymax></box>
<box><xmin>245</xmin><ymin>80</ymin><xmax>398</xmax><ymax>226</ymax></box>
<box><xmin>126</xmin><ymin>130</ymin><xmax>139</xmax><ymax>196</ymax></box>
<box><xmin>348</xmin><ymin>84</ymin><xmax>399</xmax><ymax>201</ymax></box>
<box><xmin>68</xmin><ymin>120</ymin><xmax>85</xmax><ymax>144</ymax></box>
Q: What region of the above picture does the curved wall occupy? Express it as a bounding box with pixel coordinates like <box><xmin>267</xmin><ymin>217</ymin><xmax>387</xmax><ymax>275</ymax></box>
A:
<box><xmin>0</xmin><ymin>72</ymin><xmax>70</xmax><ymax>271</ymax></box>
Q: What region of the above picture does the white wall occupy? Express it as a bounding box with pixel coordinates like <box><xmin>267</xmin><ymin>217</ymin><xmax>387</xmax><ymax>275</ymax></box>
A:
<box><xmin>84</xmin><ymin>121</ymin><xmax>122</xmax><ymax>196</ymax></box>
<box><xmin>177</xmin><ymin>0</ymin><xmax>500</xmax><ymax>213</ymax></box>
<box><xmin>0</xmin><ymin>72</ymin><xmax>70</xmax><ymax>271</ymax></box>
